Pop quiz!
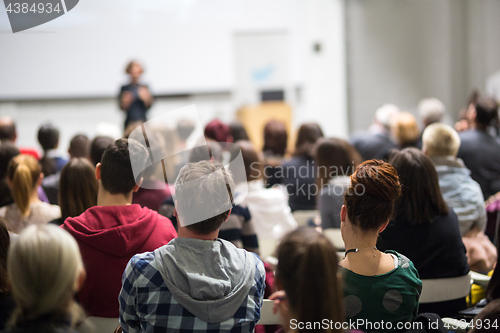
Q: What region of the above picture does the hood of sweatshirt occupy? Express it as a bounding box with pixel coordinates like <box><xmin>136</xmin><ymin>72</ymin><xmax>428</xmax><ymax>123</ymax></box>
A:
<box><xmin>63</xmin><ymin>204</ymin><xmax>161</xmax><ymax>257</ymax></box>
<box><xmin>154</xmin><ymin>237</ymin><xmax>258</xmax><ymax>323</ymax></box>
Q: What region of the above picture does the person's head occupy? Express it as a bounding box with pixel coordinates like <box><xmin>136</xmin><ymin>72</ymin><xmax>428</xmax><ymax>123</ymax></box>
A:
<box><xmin>204</xmin><ymin>119</ymin><xmax>232</xmax><ymax>144</ymax></box>
<box><xmin>418</xmin><ymin>98</ymin><xmax>446</xmax><ymax>127</ymax></box>
<box><xmin>0</xmin><ymin>218</ymin><xmax>9</xmax><ymax>294</ymax></box>
<box><xmin>263</xmin><ymin>120</ymin><xmax>288</xmax><ymax>157</ymax></box>
<box><xmin>314</xmin><ymin>138</ymin><xmax>362</xmax><ymax>189</ymax></box>
<box><xmin>391</xmin><ymin>112</ymin><xmax>420</xmax><ymax>148</ymax></box>
<box><xmin>229</xmin><ymin>121</ymin><xmax>249</xmax><ymax>143</ymax></box>
<box><xmin>97</xmin><ymin>138</ymin><xmax>148</xmax><ymax>197</ymax></box>
<box><xmin>471</xmin><ymin>96</ymin><xmax>499</xmax><ymax>128</ymax></box>
<box><xmin>176</xmin><ymin>119</ymin><xmax>195</xmax><ymax>142</ymax></box>
<box><xmin>0</xmin><ymin>117</ymin><xmax>16</xmax><ymax>142</ymax></box>
<box><xmin>374</xmin><ymin>104</ymin><xmax>400</xmax><ymax>131</ymax></box>
<box><xmin>59</xmin><ymin>158</ymin><xmax>98</xmax><ymax>221</ymax></box>
<box><xmin>422</xmin><ymin>123</ymin><xmax>461</xmax><ymax>157</ymax></box>
<box><xmin>37</xmin><ymin>123</ymin><xmax>60</xmax><ymax>152</ymax></box>
<box><xmin>68</xmin><ymin>134</ymin><xmax>90</xmax><ymax>159</ymax></box>
<box><xmin>189</xmin><ymin>139</ymin><xmax>223</xmax><ymax>164</ymax></box>
<box><xmin>276</xmin><ymin>228</ymin><xmax>343</xmax><ymax>332</ymax></box>
<box><xmin>8</xmin><ymin>224</ymin><xmax>85</xmax><ymax>325</ymax></box>
<box><xmin>125</xmin><ymin>61</ymin><xmax>143</xmax><ymax>82</ymax></box>
<box><xmin>342</xmin><ymin>160</ymin><xmax>401</xmax><ymax>233</ymax></box>
<box><xmin>230</xmin><ymin>140</ymin><xmax>261</xmax><ymax>182</ymax></box>
<box><xmin>389</xmin><ymin>148</ymin><xmax>448</xmax><ymax>225</ymax></box>
<box><xmin>7</xmin><ymin>155</ymin><xmax>42</xmax><ymax>217</ymax></box>
<box><xmin>0</xmin><ymin>141</ymin><xmax>20</xmax><ymax>178</ymax></box>
<box><xmin>294</xmin><ymin>123</ymin><xmax>324</xmax><ymax>159</ymax></box>
<box><xmin>174</xmin><ymin>160</ymin><xmax>235</xmax><ymax>235</ymax></box>
<box><xmin>90</xmin><ymin>136</ymin><xmax>113</xmax><ymax>166</ymax></box>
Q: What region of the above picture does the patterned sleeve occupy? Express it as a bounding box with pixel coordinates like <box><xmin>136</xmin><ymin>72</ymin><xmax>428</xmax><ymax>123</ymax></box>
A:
<box><xmin>119</xmin><ymin>257</ymin><xmax>141</xmax><ymax>333</ymax></box>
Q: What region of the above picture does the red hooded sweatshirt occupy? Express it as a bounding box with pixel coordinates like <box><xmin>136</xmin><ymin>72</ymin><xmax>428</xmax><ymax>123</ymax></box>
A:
<box><xmin>62</xmin><ymin>204</ymin><xmax>177</xmax><ymax>318</ymax></box>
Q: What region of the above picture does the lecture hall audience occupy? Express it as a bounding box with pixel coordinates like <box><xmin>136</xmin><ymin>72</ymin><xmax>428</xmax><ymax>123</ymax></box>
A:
<box><xmin>61</xmin><ymin>139</ymin><xmax>177</xmax><ymax>318</ymax></box>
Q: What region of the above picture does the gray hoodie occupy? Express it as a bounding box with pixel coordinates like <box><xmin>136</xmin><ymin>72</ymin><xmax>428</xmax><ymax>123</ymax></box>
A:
<box><xmin>154</xmin><ymin>237</ymin><xmax>263</xmax><ymax>323</ymax></box>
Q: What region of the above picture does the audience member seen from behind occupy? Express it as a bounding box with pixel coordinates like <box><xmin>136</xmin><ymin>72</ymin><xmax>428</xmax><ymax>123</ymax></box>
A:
<box><xmin>119</xmin><ymin>61</ymin><xmax>153</xmax><ymax>129</ymax></box>
<box><xmin>281</xmin><ymin>123</ymin><xmax>324</xmax><ymax>211</ymax></box>
<box><xmin>119</xmin><ymin>160</ymin><xmax>265</xmax><ymax>332</ymax></box>
<box><xmin>0</xmin><ymin>142</ymin><xmax>20</xmax><ymax>208</ymax></box>
<box><xmin>457</xmin><ymin>96</ymin><xmax>500</xmax><ymax>199</ymax></box>
<box><xmin>422</xmin><ymin>124</ymin><xmax>495</xmax><ymax>273</ymax></box>
<box><xmin>0</xmin><ymin>116</ymin><xmax>39</xmax><ymax>160</ymax></box>
<box><xmin>0</xmin><ymin>155</ymin><xmax>60</xmax><ymax>233</ymax></box>
<box><xmin>204</xmin><ymin>119</ymin><xmax>233</xmax><ymax>148</ymax></box>
<box><xmin>229</xmin><ymin>121</ymin><xmax>250</xmax><ymax>143</ymax></box>
<box><xmin>90</xmin><ymin>136</ymin><xmax>114</xmax><ymax>167</ymax></box>
<box><xmin>315</xmin><ymin>138</ymin><xmax>362</xmax><ymax>229</ymax></box>
<box><xmin>42</xmin><ymin>134</ymin><xmax>90</xmax><ymax>205</ymax></box>
<box><xmin>38</xmin><ymin>123</ymin><xmax>67</xmax><ymax>177</ymax></box>
<box><xmin>391</xmin><ymin>111</ymin><xmax>421</xmax><ymax>149</ymax></box>
<box><xmin>418</xmin><ymin>98</ymin><xmax>446</xmax><ymax>130</ymax></box>
<box><xmin>175</xmin><ymin>119</ymin><xmax>195</xmax><ymax>171</ymax></box>
<box><xmin>159</xmin><ymin>140</ymin><xmax>260</xmax><ymax>254</ymax></box>
<box><xmin>50</xmin><ymin>158</ymin><xmax>98</xmax><ymax>226</ymax></box>
<box><xmin>380</xmin><ymin>148</ymin><xmax>469</xmax><ymax>317</ymax></box>
<box><xmin>0</xmin><ymin>218</ymin><xmax>15</xmax><ymax>330</ymax></box>
<box><xmin>340</xmin><ymin>160</ymin><xmax>421</xmax><ymax>331</ymax></box>
<box><xmin>262</xmin><ymin>120</ymin><xmax>288</xmax><ymax>188</ymax></box>
<box><xmin>269</xmin><ymin>228</ymin><xmax>347</xmax><ymax>333</ymax></box>
<box><xmin>351</xmin><ymin>104</ymin><xmax>399</xmax><ymax>161</ymax></box>
<box><xmin>230</xmin><ymin>141</ymin><xmax>296</xmax><ymax>245</ymax></box>
<box><xmin>5</xmin><ymin>225</ymin><xmax>85</xmax><ymax>333</ymax></box>
<box><xmin>61</xmin><ymin>139</ymin><xmax>177</xmax><ymax>318</ymax></box>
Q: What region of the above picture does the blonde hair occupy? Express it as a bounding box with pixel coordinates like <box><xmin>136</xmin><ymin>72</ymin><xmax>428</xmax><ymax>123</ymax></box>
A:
<box><xmin>422</xmin><ymin>122</ymin><xmax>461</xmax><ymax>157</ymax></box>
<box><xmin>391</xmin><ymin>112</ymin><xmax>420</xmax><ymax>147</ymax></box>
<box><xmin>7</xmin><ymin>155</ymin><xmax>41</xmax><ymax>217</ymax></box>
<box><xmin>7</xmin><ymin>224</ymin><xmax>84</xmax><ymax>326</ymax></box>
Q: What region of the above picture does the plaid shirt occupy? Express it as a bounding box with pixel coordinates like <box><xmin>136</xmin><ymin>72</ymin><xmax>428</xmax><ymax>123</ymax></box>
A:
<box><xmin>119</xmin><ymin>248</ymin><xmax>265</xmax><ymax>333</ymax></box>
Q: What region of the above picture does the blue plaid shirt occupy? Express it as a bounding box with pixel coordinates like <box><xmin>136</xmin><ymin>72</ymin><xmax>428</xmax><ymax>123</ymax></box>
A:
<box><xmin>119</xmin><ymin>247</ymin><xmax>265</xmax><ymax>333</ymax></box>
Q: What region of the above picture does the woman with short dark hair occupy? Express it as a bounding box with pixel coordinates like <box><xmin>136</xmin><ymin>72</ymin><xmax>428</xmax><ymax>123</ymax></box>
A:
<box><xmin>380</xmin><ymin>148</ymin><xmax>469</xmax><ymax>317</ymax></box>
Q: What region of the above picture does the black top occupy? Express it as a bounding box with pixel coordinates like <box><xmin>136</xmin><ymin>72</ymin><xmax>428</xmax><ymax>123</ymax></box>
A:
<box><xmin>1</xmin><ymin>313</ymin><xmax>77</xmax><ymax>333</ymax></box>
<box><xmin>457</xmin><ymin>129</ymin><xmax>500</xmax><ymax>199</ymax></box>
<box><xmin>351</xmin><ymin>132</ymin><xmax>397</xmax><ymax>161</ymax></box>
<box><xmin>378</xmin><ymin>209</ymin><xmax>469</xmax><ymax>280</ymax></box>
<box><xmin>119</xmin><ymin>83</ymin><xmax>151</xmax><ymax>128</ymax></box>
<box><xmin>0</xmin><ymin>292</ymin><xmax>16</xmax><ymax>331</ymax></box>
<box><xmin>280</xmin><ymin>155</ymin><xmax>317</xmax><ymax>211</ymax></box>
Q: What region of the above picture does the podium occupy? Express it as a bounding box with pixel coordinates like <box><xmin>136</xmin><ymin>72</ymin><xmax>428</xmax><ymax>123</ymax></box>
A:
<box><xmin>236</xmin><ymin>102</ymin><xmax>293</xmax><ymax>151</ymax></box>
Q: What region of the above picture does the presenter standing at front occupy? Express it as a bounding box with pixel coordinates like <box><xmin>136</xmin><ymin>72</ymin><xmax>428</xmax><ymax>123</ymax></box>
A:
<box><xmin>119</xmin><ymin>61</ymin><xmax>154</xmax><ymax>129</ymax></box>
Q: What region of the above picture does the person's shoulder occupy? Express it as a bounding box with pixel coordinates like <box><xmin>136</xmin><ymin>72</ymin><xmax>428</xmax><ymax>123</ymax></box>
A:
<box><xmin>388</xmin><ymin>251</ymin><xmax>421</xmax><ymax>281</ymax></box>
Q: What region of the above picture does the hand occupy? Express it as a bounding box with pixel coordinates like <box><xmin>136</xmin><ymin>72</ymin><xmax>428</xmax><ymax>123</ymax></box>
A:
<box><xmin>120</xmin><ymin>91</ymin><xmax>134</xmax><ymax>110</ymax></box>
<box><xmin>138</xmin><ymin>86</ymin><xmax>151</xmax><ymax>103</ymax></box>
<box><xmin>454</xmin><ymin>119</ymin><xmax>469</xmax><ymax>132</ymax></box>
<box><xmin>269</xmin><ymin>290</ymin><xmax>292</xmax><ymax>331</ymax></box>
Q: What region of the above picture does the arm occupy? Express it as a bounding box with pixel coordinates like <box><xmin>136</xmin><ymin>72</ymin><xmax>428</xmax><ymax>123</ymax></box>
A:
<box><xmin>138</xmin><ymin>86</ymin><xmax>153</xmax><ymax>109</ymax></box>
<box><xmin>119</xmin><ymin>90</ymin><xmax>134</xmax><ymax>112</ymax></box>
<box><xmin>119</xmin><ymin>258</ymin><xmax>141</xmax><ymax>333</ymax></box>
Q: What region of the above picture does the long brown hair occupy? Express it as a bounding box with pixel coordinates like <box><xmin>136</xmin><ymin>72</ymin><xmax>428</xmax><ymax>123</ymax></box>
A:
<box><xmin>7</xmin><ymin>155</ymin><xmax>41</xmax><ymax>217</ymax></box>
<box><xmin>293</xmin><ymin>123</ymin><xmax>324</xmax><ymax>159</ymax></box>
<box><xmin>59</xmin><ymin>158</ymin><xmax>98</xmax><ymax>221</ymax></box>
<box><xmin>315</xmin><ymin>138</ymin><xmax>362</xmax><ymax>190</ymax></box>
<box><xmin>0</xmin><ymin>218</ymin><xmax>10</xmax><ymax>293</ymax></box>
<box><xmin>230</xmin><ymin>141</ymin><xmax>262</xmax><ymax>182</ymax></box>
<box><xmin>263</xmin><ymin>120</ymin><xmax>288</xmax><ymax>157</ymax></box>
<box><xmin>276</xmin><ymin>228</ymin><xmax>344</xmax><ymax>333</ymax></box>
<box><xmin>389</xmin><ymin>148</ymin><xmax>448</xmax><ymax>225</ymax></box>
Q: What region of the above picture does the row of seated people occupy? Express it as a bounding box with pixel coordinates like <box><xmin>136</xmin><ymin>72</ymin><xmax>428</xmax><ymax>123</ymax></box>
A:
<box><xmin>1</xmin><ymin>143</ymin><xmax>500</xmax><ymax>332</ymax></box>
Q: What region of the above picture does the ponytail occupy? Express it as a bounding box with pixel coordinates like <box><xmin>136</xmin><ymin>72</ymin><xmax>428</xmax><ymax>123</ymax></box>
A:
<box><xmin>7</xmin><ymin>155</ymin><xmax>42</xmax><ymax>218</ymax></box>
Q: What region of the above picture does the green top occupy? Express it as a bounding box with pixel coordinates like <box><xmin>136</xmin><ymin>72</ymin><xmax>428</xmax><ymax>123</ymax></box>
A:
<box><xmin>340</xmin><ymin>250</ymin><xmax>422</xmax><ymax>333</ymax></box>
